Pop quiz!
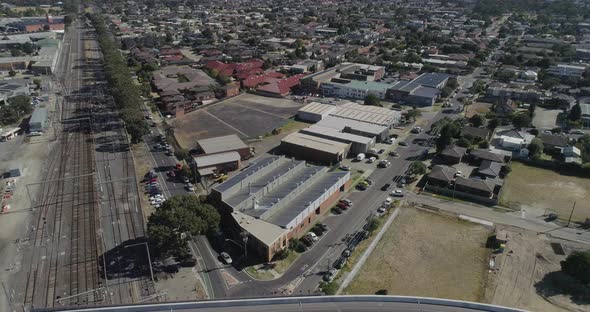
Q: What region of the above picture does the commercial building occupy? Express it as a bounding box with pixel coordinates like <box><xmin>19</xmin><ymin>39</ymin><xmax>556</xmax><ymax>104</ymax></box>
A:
<box><xmin>580</xmin><ymin>103</ymin><xmax>590</xmax><ymax>128</ymax></box>
<box><xmin>31</xmin><ymin>39</ymin><xmax>62</xmax><ymax>74</ymax></box>
<box><xmin>387</xmin><ymin>73</ymin><xmax>450</xmax><ymax>107</ymax></box>
<box><xmin>210</xmin><ymin>156</ymin><xmax>351</xmax><ymax>261</ymax></box>
<box><xmin>195</xmin><ymin>134</ymin><xmax>251</xmax><ymax>159</ymax></box>
<box><xmin>547</xmin><ymin>64</ymin><xmax>587</xmax><ymax>79</ymax></box>
<box><xmin>300</xmin><ymin>124</ymin><xmax>375</xmax><ymax>154</ymax></box>
<box><xmin>280</xmin><ymin>132</ymin><xmax>350</xmax><ymax>163</ymax></box>
<box><xmin>320</xmin><ymin>79</ymin><xmax>393</xmax><ymax>100</ymax></box>
<box><xmin>300</xmin><ymin>63</ymin><xmax>385</xmax><ymax>94</ymax></box>
<box><xmin>28</xmin><ymin>107</ymin><xmax>48</xmax><ymax>133</ymax></box>
<box><xmin>486</xmin><ymin>83</ymin><xmax>542</xmax><ymax>103</ymax></box>
<box><xmin>0</xmin><ymin>80</ymin><xmax>30</xmax><ymax>103</ymax></box>
<box><xmin>297</xmin><ymin>101</ymin><xmax>400</xmax><ymax>128</ymax></box>
<box><xmin>192</xmin><ymin>151</ymin><xmax>240</xmax><ymax>177</ymax></box>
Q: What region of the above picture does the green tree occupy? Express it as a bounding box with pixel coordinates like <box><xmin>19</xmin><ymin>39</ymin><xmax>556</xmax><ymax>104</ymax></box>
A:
<box><xmin>578</xmin><ymin>135</ymin><xmax>590</xmax><ymax>163</ymax></box>
<box><xmin>147</xmin><ymin>195</ymin><xmax>220</xmax><ymax>259</ymax></box>
<box><xmin>487</xmin><ymin>118</ymin><xmax>499</xmax><ymax>130</ymax></box>
<box><xmin>528</xmin><ymin>138</ymin><xmax>544</xmax><ymax>160</ymax></box>
<box><xmin>9</xmin><ymin>95</ymin><xmax>32</xmax><ymax>115</ymax></box>
<box><xmin>410</xmin><ymin>161</ymin><xmax>427</xmax><ymax>175</ymax></box>
<box><xmin>405</xmin><ymin>108</ymin><xmax>422</xmax><ymax>121</ymax></box>
<box><xmin>366</xmin><ymin>217</ymin><xmax>379</xmax><ymax>233</ymax></box>
<box><xmin>319</xmin><ymin>281</ymin><xmax>339</xmax><ymax>295</ymax></box>
<box><xmin>33</xmin><ymin>78</ymin><xmax>42</xmax><ymax>90</ymax></box>
<box><xmin>569</xmin><ymin>103</ymin><xmax>582</xmax><ymax>121</ymax></box>
<box><xmin>561</xmin><ymin>251</ymin><xmax>590</xmax><ymax>285</ymax></box>
<box><xmin>8</xmin><ymin>70</ymin><xmax>16</xmax><ymax>77</ymax></box>
<box><xmin>469</xmin><ymin>114</ymin><xmax>485</xmax><ymax>127</ymax></box>
<box><xmin>511</xmin><ymin>112</ymin><xmax>531</xmax><ymax>129</ymax></box>
<box><xmin>364</xmin><ymin>93</ymin><xmax>381</xmax><ymax>106</ymax></box>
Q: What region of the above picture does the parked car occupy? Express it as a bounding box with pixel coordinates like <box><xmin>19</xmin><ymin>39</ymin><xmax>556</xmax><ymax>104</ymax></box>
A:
<box><xmin>334</xmin><ymin>257</ymin><xmax>347</xmax><ymax>269</ymax></box>
<box><xmin>323</xmin><ymin>268</ymin><xmax>338</xmax><ymax>282</ymax></box>
<box><xmin>341</xmin><ymin>249</ymin><xmax>352</xmax><ymax>258</ymax></box>
<box><xmin>367</xmin><ymin>157</ymin><xmax>377</xmax><ymax>163</ymax></box>
<box><xmin>399</xmin><ymin>141</ymin><xmax>408</xmax><ymax>146</ymax></box>
<box><xmin>545</xmin><ymin>213</ymin><xmax>558</xmax><ymax>222</ymax></box>
<box><xmin>389</xmin><ymin>151</ymin><xmax>399</xmax><ymax>157</ymax></box>
<box><xmin>356</xmin><ymin>184</ymin><xmax>367</xmax><ymax>191</ymax></box>
<box><xmin>340</xmin><ymin>199</ymin><xmax>353</xmax><ymax>206</ymax></box>
<box><xmin>378</xmin><ymin>148</ymin><xmax>385</xmax><ymax>154</ymax></box>
<box><xmin>331</xmin><ymin>207</ymin><xmax>343</xmax><ymax>214</ymax></box>
<box><xmin>391</xmin><ymin>189</ymin><xmax>404</xmax><ymax>197</ymax></box>
<box><xmin>185</xmin><ymin>184</ymin><xmax>195</xmax><ymax>192</ymax></box>
<box><xmin>337</xmin><ymin>202</ymin><xmax>350</xmax><ymax>210</ymax></box>
<box><xmin>381</xmin><ymin>183</ymin><xmax>391</xmax><ymax>191</ymax></box>
<box><xmin>383</xmin><ymin>197</ymin><xmax>393</xmax><ymax>206</ymax></box>
<box><xmin>301</xmin><ymin>236</ymin><xmax>314</xmax><ymax>246</ymax></box>
<box><xmin>339</xmin><ymin>165</ymin><xmax>351</xmax><ymax>171</ymax></box>
<box><xmin>220</xmin><ymin>252</ymin><xmax>232</xmax><ymax>264</ymax></box>
<box><xmin>307</xmin><ymin>232</ymin><xmax>319</xmax><ymax>242</ymax></box>
<box><xmin>318</xmin><ymin>223</ymin><xmax>329</xmax><ymax>231</ymax></box>
<box><xmin>377</xmin><ymin>206</ymin><xmax>386</xmax><ymax>214</ymax></box>
<box><xmin>182</xmin><ymin>176</ymin><xmax>190</xmax><ymax>183</ymax></box>
<box><xmin>365</xmin><ymin>179</ymin><xmax>374</xmax><ymax>185</ymax></box>
<box><xmin>356</xmin><ymin>153</ymin><xmax>366</xmax><ymax>161</ymax></box>
<box><xmin>384</xmin><ymin>138</ymin><xmax>395</xmax><ymax>144</ymax></box>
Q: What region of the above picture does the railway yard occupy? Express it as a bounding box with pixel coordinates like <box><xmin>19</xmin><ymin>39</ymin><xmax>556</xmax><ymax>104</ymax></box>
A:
<box><xmin>2</xmin><ymin>17</ymin><xmax>153</xmax><ymax>311</ymax></box>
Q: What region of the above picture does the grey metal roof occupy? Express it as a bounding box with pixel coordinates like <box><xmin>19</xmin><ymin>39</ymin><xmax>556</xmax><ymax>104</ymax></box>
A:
<box><xmin>29</xmin><ymin>107</ymin><xmax>48</xmax><ymax>124</ymax></box>
<box><xmin>264</xmin><ymin>171</ymin><xmax>349</xmax><ymax>227</ymax></box>
<box><xmin>193</xmin><ymin>151</ymin><xmax>240</xmax><ymax>168</ymax></box>
<box><xmin>198</xmin><ymin>134</ymin><xmax>248</xmax><ymax>155</ymax></box>
<box><xmin>428</xmin><ymin>165</ymin><xmax>456</xmax><ymax>183</ymax></box>
<box><xmin>318</xmin><ymin>115</ymin><xmax>388</xmax><ymax>136</ymax></box>
<box><xmin>212</xmin><ymin>156</ymin><xmax>281</xmax><ymax>194</ymax></box>
<box><xmin>411</xmin><ymin>85</ymin><xmax>440</xmax><ymax>99</ymax></box>
<box><xmin>301</xmin><ymin>125</ymin><xmax>373</xmax><ymax>145</ymax></box>
<box><xmin>412</xmin><ymin>73</ymin><xmax>450</xmax><ymax>88</ymax></box>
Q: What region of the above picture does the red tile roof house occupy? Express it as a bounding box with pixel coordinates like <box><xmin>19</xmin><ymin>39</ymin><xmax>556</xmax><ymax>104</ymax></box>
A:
<box><xmin>204</xmin><ymin>59</ymin><xmax>265</xmax><ymax>80</ymax></box>
<box><xmin>254</xmin><ymin>74</ymin><xmax>307</xmax><ymax>98</ymax></box>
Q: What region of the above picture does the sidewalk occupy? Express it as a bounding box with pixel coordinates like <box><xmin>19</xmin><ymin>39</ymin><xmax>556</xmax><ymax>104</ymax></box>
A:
<box><xmin>410</xmin><ymin>193</ymin><xmax>590</xmax><ymax>244</ymax></box>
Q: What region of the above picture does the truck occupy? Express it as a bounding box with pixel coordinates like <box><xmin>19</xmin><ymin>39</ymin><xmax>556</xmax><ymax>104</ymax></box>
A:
<box><xmin>356</xmin><ymin>153</ymin><xmax>366</xmax><ymax>161</ymax></box>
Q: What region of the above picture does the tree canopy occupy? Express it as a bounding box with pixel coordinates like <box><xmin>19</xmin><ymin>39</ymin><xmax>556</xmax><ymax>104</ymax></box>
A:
<box><xmin>561</xmin><ymin>251</ymin><xmax>590</xmax><ymax>285</ymax></box>
<box><xmin>147</xmin><ymin>195</ymin><xmax>220</xmax><ymax>259</ymax></box>
<box><xmin>528</xmin><ymin>138</ymin><xmax>544</xmax><ymax>159</ymax></box>
<box><xmin>364</xmin><ymin>93</ymin><xmax>381</xmax><ymax>106</ymax></box>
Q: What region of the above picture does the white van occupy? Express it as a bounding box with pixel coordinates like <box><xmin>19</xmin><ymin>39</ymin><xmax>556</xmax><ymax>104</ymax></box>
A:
<box><xmin>356</xmin><ymin>153</ymin><xmax>366</xmax><ymax>161</ymax></box>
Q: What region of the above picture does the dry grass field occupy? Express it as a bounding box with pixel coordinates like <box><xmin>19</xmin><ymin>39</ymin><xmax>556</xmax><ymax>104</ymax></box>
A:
<box><xmin>344</xmin><ymin>207</ymin><xmax>491</xmax><ymax>302</ymax></box>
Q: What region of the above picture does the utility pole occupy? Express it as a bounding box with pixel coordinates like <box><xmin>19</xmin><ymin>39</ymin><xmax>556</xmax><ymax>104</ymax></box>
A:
<box><xmin>567</xmin><ymin>201</ymin><xmax>576</xmax><ymax>227</ymax></box>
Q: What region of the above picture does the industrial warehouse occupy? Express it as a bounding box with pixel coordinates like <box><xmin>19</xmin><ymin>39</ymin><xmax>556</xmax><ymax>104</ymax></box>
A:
<box><xmin>278</xmin><ymin>101</ymin><xmax>401</xmax><ymax>162</ymax></box>
<box><xmin>210</xmin><ymin>156</ymin><xmax>351</xmax><ymax>261</ymax></box>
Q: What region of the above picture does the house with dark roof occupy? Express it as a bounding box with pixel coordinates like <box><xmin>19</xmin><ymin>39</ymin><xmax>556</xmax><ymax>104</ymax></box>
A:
<box><xmin>439</xmin><ymin>145</ymin><xmax>467</xmax><ymax>164</ymax></box>
<box><xmin>477</xmin><ymin>160</ymin><xmax>503</xmax><ymax>178</ymax></box>
<box><xmin>495</xmin><ymin>99</ymin><xmax>518</xmax><ymax>117</ymax></box>
<box><xmin>426</xmin><ymin>165</ymin><xmax>457</xmax><ymax>187</ymax></box>
<box><xmin>455</xmin><ymin>176</ymin><xmax>496</xmax><ymax>198</ymax></box>
<box><xmin>461</xmin><ymin>126</ymin><xmax>489</xmax><ymax>141</ymax></box>
<box><xmin>469</xmin><ymin>149</ymin><xmax>506</xmax><ymax>164</ymax></box>
<box><xmin>539</xmin><ymin>133</ymin><xmax>568</xmax><ymax>152</ymax></box>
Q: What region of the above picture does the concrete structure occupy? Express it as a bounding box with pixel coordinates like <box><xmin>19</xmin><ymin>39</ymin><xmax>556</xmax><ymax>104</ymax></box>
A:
<box><xmin>581</xmin><ymin>103</ymin><xmax>590</xmax><ymax>128</ymax></box>
<box><xmin>280</xmin><ymin>132</ymin><xmax>350</xmax><ymax>163</ymax></box>
<box><xmin>210</xmin><ymin>156</ymin><xmax>351</xmax><ymax>261</ymax></box>
<box><xmin>193</xmin><ymin>151</ymin><xmax>240</xmax><ymax>177</ymax></box>
<box><xmin>28</xmin><ymin>107</ymin><xmax>48</xmax><ymax>133</ymax></box>
<box><xmin>195</xmin><ymin>134</ymin><xmax>251</xmax><ymax>159</ymax></box>
<box><xmin>486</xmin><ymin>84</ymin><xmax>542</xmax><ymax>102</ymax></box>
<box><xmin>31</xmin><ymin>39</ymin><xmax>62</xmax><ymax>74</ymax></box>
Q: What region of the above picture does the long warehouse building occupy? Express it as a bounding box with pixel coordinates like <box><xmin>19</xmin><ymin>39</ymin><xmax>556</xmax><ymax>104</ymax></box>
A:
<box><xmin>210</xmin><ymin>156</ymin><xmax>351</xmax><ymax>261</ymax></box>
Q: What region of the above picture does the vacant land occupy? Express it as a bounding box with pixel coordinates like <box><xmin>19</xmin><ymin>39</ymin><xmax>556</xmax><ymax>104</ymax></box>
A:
<box><xmin>465</xmin><ymin>102</ymin><xmax>491</xmax><ymax>118</ymax></box>
<box><xmin>344</xmin><ymin>207</ymin><xmax>491</xmax><ymax>302</ymax></box>
<box><xmin>501</xmin><ymin>162</ymin><xmax>590</xmax><ymax>221</ymax></box>
<box><xmin>485</xmin><ymin>225</ymin><xmax>588</xmax><ymax>312</ymax></box>
<box><xmin>172</xmin><ymin>93</ymin><xmax>302</xmax><ymax>149</ymax></box>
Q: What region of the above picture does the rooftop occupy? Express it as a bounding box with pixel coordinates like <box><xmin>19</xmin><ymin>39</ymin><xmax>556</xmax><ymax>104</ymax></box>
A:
<box><xmin>193</xmin><ymin>151</ymin><xmax>240</xmax><ymax>168</ymax></box>
<box><xmin>301</xmin><ymin>124</ymin><xmax>374</xmax><ymax>145</ymax></box>
<box><xmin>197</xmin><ymin>134</ymin><xmax>248</xmax><ymax>155</ymax></box>
<box><xmin>231</xmin><ymin>211</ymin><xmax>287</xmax><ymax>246</ymax></box>
<box><xmin>281</xmin><ymin>132</ymin><xmax>350</xmax><ymax>154</ymax></box>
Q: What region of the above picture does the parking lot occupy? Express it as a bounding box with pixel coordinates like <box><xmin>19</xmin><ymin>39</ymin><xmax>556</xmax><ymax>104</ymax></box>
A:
<box><xmin>172</xmin><ymin>94</ymin><xmax>303</xmax><ymax>149</ymax></box>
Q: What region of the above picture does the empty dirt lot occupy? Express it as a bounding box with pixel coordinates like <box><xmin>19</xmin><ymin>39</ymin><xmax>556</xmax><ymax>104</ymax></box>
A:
<box><xmin>344</xmin><ymin>207</ymin><xmax>491</xmax><ymax>302</ymax></box>
<box><xmin>485</xmin><ymin>225</ymin><xmax>588</xmax><ymax>312</ymax></box>
<box><xmin>172</xmin><ymin>94</ymin><xmax>303</xmax><ymax>149</ymax></box>
<box><xmin>501</xmin><ymin>162</ymin><xmax>590</xmax><ymax>221</ymax></box>
<box><xmin>465</xmin><ymin>102</ymin><xmax>491</xmax><ymax>118</ymax></box>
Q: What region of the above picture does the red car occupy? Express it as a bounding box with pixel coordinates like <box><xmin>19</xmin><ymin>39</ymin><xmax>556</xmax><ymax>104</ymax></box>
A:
<box><xmin>148</xmin><ymin>178</ymin><xmax>158</xmax><ymax>183</ymax></box>
<box><xmin>337</xmin><ymin>202</ymin><xmax>349</xmax><ymax>210</ymax></box>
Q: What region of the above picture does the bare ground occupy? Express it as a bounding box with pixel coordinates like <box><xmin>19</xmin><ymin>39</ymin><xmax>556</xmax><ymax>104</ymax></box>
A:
<box><xmin>465</xmin><ymin>102</ymin><xmax>491</xmax><ymax>118</ymax></box>
<box><xmin>155</xmin><ymin>267</ymin><xmax>208</xmax><ymax>301</ymax></box>
<box><xmin>344</xmin><ymin>207</ymin><xmax>491</xmax><ymax>302</ymax></box>
<box><xmin>484</xmin><ymin>225</ymin><xmax>588</xmax><ymax>312</ymax></box>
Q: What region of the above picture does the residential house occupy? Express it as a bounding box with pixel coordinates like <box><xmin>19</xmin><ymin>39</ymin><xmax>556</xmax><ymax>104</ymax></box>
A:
<box><xmin>495</xmin><ymin>99</ymin><xmax>518</xmax><ymax>117</ymax></box>
<box><xmin>461</xmin><ymin>126</ymin><xmax>489</xmax><ymax>141</ymax></box>
<box><xmin>455</xmin><ymin>176</ymin><xmax>496</xmax><ymax>198</ymax></box>
<box><xmin>426</xmin><ymin>165</ymin><xmax>457</xmax><ymax>187</ymax></box>
<box><xmin>439</xmin><ymin>145</ymin><xmax>467</xmax><ymax>164</ymax></box>
<box><xmin>477</xmin><ymin>160</ymin><xmax>503</xmax><ymax>179</ymax></box>
<box><xmin>563</xmin><ymin>146</ymin><xmax>582</xmax><ymax>164</ymax></box>
<box><xmin>539</xmin><ymin>133</ymin><xmax>568</xmax><ymax>153</ymax></box>
<box><xmin>469</xmin><ymin>149</ymin><xmax>507</xmax><ymax>164</ymax></box>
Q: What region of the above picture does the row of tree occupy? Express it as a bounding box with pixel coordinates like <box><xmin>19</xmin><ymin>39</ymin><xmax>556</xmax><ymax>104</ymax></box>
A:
<box><xmin>87</xmin><ymin>13</ymin><xmax>147</xmax><ymax>143</ymax></box>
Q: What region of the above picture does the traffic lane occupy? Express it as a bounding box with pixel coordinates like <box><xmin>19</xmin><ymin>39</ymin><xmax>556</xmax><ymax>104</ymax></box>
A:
<box><xmin>189</xmin><ymin>236</ymin><xmax>232</xmax><ymax>299</ymax></box>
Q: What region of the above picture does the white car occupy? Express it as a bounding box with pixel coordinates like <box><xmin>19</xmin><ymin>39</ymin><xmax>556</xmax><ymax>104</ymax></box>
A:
<box><xmin>307</xmin><ymin>232</ymin><xmax>319</xmax><ymax>242</ymax></box>
<box><xmin>391</xmin><ymin>189</ymin><xmax>404</xmax><ymax>197</ymax></box>
<box><xmin>377</xmin><ymin>206</ymin><xmax>386</xmax><ymax>214</ymax></box>
<box><xmin>220</xmin><ymin>252</ymin><xmax>233</xmax><ymax>264</ymax></box>
<box><xmin>368</xmin><ymin>157</ymin><xmax>377</xmax><ymax>163</ymax></box>
<box><xmin>383</xmin><ymin>197</ymin><xmax>393</xmax><ymax>205</ymax></box>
